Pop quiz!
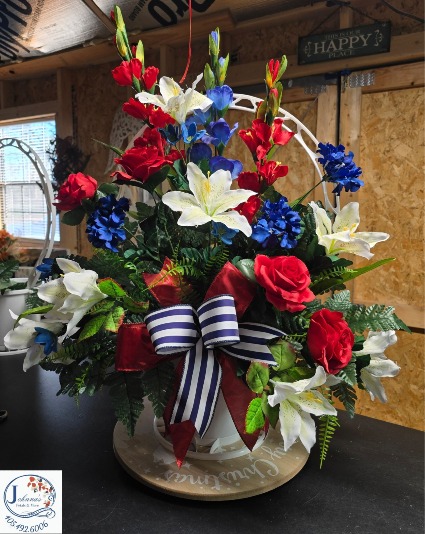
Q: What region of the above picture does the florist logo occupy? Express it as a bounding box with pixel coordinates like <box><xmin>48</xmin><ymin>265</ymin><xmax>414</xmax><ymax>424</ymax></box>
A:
<box><xmin>3</xmin><ymin>474</ymin><xmax>56</xmax><ymax>519</ymax></box>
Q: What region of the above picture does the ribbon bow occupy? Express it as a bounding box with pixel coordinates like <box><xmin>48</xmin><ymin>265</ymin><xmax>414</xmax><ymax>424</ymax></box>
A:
<box><xmin>145</xmin><ymin>294</ymin><xmax>283</xmax><ymax>439</ymax></box>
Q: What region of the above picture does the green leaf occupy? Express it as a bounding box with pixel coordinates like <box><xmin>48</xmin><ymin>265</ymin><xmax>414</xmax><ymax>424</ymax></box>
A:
<box><xmin>141</xmin><ymin>165</ymin><xmax>171</xmax><ymax>194</ymax></box>
<box><xmin>246</xmin><ymin>362</ymin><xmax>269</xmax><ymax>394</ymax></box>
<box><xmin>78</xmin><ymin>315</ymin><xmax>108</xmax><ymax>341</ymax></box>
<box><xmin>341</xmin><ymin>257</ymin><xmax>395</xmax><ymax>283</ymax></box>
<box><xmin>337</xmin><ymin>360</ymin><xmax>357</xmax><ymax>386</ymax></box>
<box><xmin>98</xmin><ymin>278</ymin><xmax>127</xmax><ymax>298</ymax></box>
<box><xmin>122</xmin><ymin>296</ymin><xmax>149</xmax><ymax>314</ymax></box>
<box><xmin>261</xmin><ymin>392</ymin><xmax>279</xmax><ymax>428</ymax></box>
<box><xmin>270</xmin><ymin>340</ymin><xmax>296</xmax><ymax>372</ymax></box>
<box><xmin>104</xmin><ymin>306</ymin><xmax>125</xmax><ymax>332</ymax></box>
<box><xmin>141</xmin><ymin>361</ymin><xmax>175</xmax><ymax>418</ymax></box>
<box><xmin>97</xmin><ymin>183</ymin><xmax>119</xmax><ymax>196</ymax></box>
<box><xmin>318</xmin><ymin>414</ymin><xmax>340</xmax><ymax>468</ymax></box>
<box><xmin>87</xmin><ymin>299</ymin><xmax>115</xmax><ymax>315</ymax></box>
<box><xmin>17</xmin><ymin>304</ymin><xmax>54</xmax><ymax>321</ymax></box>
<box><xmin>245</xmin><ymin>397</ymin><xmax>265</xmax><ymax>434</ymax></box>
<box><xmin>330</xmin><ymin>382</ymin><xmax>357</xmax><ymax>418</ymax></box>
<box><xmin>61</xmin><ymin>206</ymin><xmax>86</xmax><ymax>226</ymax></box>
<box><xmin>109</xmin><ymin>373</ymin><xmax>144</xmax><ymax>436</ymax></box>
<box><xmin>92</xmin><ymin>138</ymin><xmax>124</xmax><ymax>156</ymax></box>
<box><xmin>0</xmin><ymin>259</ymin><xmax>19</xmax><ymax>282</ymax></box>
<box><xmin>235</xmin><ymin>259</ymin><xmax>256</xmax><ymax>283</ymax></box>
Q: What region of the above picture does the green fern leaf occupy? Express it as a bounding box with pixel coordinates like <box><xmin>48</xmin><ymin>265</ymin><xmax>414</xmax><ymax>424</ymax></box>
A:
<box><xmin>345</xmin><ymin>303</ymin><xmax>410</xmax><ymax>333</ymax></box>
<box><xmin>141</xmin><ymin>361</ymin><xmax>175</xmax><ymax>418</ymax></box>
<box><xmin>109</xmin><ymin>372</ymin><xmax>144</xmax><ymax>436</ymax></box>
<box><xmin>337</xmin><ymin>360</ymin><xmax>357</xmax><ymax>386</ymax></box>
<box><xmin>330</xmin><ymin>382</ymin><xmax>357</xmax><ymax>418</ymax></box>
<box><xmin>318</xmin><ymin>414</ymin><xmax>340</xmax><ymax>468</ymax></box>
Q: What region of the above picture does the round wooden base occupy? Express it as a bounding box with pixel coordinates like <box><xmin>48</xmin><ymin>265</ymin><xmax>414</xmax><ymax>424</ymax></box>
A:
<box><xmin>113</xmin><ymin>403</ymin><xmax>309</xmax><ymax>501</ymax></box>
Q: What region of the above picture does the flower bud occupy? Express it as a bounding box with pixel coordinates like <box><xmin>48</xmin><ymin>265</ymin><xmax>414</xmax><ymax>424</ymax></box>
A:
<box><xmin>204</xmin><ymin>63</ymin><xmax>215</xmax><ymax>90</ymax></box>
<box><xmin>135</xmin><ymin>40</ymin><xmax>144</xmax><ymax>66</ymax></box>
<box><xmin>209</xmin><ymin>29</ymin><xmax>220</xmax><ymax>58</ymax></box>
<box><xmin>216</xmin><ymin>54</ymin><xmax>229</xmax><ymax>86</ymax></box>
<box><xmin>113</xmin><ymin>6</ymin><xmax>126</xmax><ymax>32</ymax></box>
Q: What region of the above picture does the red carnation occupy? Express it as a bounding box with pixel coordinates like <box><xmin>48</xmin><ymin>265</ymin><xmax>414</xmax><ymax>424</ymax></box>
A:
<box><xmin>254</xmin><ymin>255</ymin><xmax>315</xmax><ymax>312</ymax></box>
<box><xmin>307</xmin><ymin>309</ymin><xmax>354</xmax><ymax>374</ymax></box>
<box><xmin>112</xmin><ymin>58</ymin><xmax>143</xmax><ymax>86</ymax></box>
<box><xmin>54</xmin><ymin>173</ymin><xmax>97</xmax><ymax>211</ymax></box>
<box><xmin>237</xmin><ymin>171</ymin><xmax>261</xmax><ymax>193</ymax></box>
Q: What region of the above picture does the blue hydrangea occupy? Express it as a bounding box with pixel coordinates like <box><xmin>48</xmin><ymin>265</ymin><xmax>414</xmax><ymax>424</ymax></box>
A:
<box><xmin>36</xmin><ymin>258</ymin><xmax>54</xmax><ymax>280</ymax></box>
<box><xmin>34</xmin><ymin>327</ymin><xmax>58</xmax><ymax>355</ymax></box>
<box><xmin>212</xmin><ymin>222</ymin><xmax>238</xmax><ymax>245</ymax></box>
<box><xmin>86</xmin><ymin>194</ymin><xmax>130</xmax><ymax>253</ymax></box>
<box><xmin>317</xmin><ymin>142</ymin><xmax>364</xmax><ymax>195</ymax></box>
<box><xmin>252</xmin><ymin>197</ymin><xmax>301</xmax><ymax>249</ymax></box>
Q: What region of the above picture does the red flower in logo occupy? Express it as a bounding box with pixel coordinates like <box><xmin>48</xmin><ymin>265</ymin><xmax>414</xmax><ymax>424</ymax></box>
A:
<box><xmin>54</xmin><ymin>173</ymin><xmax>97</xmax><ymax>211</ymax></box>
<box><xmin>307</xmin><ymin>309</ymin><xmax>354</xmax><ymax>374</ymax></box>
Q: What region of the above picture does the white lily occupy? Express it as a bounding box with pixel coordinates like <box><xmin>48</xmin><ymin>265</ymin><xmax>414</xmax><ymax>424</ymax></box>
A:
<box><xmin>3</xmin><ymin>314</ymin><xmax>63</xmax><ymax>371</ymax></box>
<box><xmin>268</xmin><ymin>366</ymin><xmax>337</xmax><ymax>452</ymax></box>
<box><xmin>162</xmin><ymin>162</ymin><xmax>256</xmax><ymax>236</ymax></box>
<box><xmin>136</xmin><ymin>74</ymin><xmax>213</xmax><ymax>124</ymax></box>
<box><xmin>354</xmin><ymin>330</ymin><xmax>399</xmax><ymax>402</ymax></box>
<box><xmin>37</xmin><ymin>258</ymin><xmax>107</xmax><ymax>335</ymax></box>
<box><xmin>309</xmin><ymin>201</ymin><xmax>389</xmax><ymax>259</ymax></box>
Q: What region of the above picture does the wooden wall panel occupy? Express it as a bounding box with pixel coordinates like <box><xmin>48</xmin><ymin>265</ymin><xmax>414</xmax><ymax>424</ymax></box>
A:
<box><xmin>12</xmin><ymin>75</ymin><xmax>57</xmax><ymax>106</ymax></box>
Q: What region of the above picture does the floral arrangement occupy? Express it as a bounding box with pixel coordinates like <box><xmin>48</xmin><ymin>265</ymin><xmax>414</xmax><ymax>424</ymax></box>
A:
<box><xmin>5</xmin><ymin>7</ymin><xmax>408</xmax><ymax>467</ymax></box>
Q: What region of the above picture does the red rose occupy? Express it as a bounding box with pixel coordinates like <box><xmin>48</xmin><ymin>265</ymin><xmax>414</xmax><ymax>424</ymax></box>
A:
<box><xmin>307</xmin><ymin>309</ymin><xmax>354</xmax><ymax>374</ymax></box>
<box><xmin>54</xmin><ymin>172</ymin><xmax>97</xmax><ymax>211</ymax></box>
<box><xmin>112</xmin><ymin>58</ymin><xmax>142</xmax><ymax>86</ymax></box>
<box><xmin>254</xmin><ymin>255</ymin><xmax>315</xmax><ymax>312</ymax></box>
<box><xmin>112</xmin><ymin>145</ymin><xmax>168</xmax><ymax>183</ymax></box>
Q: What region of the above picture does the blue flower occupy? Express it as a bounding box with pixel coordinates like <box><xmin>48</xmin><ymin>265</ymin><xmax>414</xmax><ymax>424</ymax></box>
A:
<box><xmin>159</xmin><ymin>124</ymin><xmax>181</xmax><ymax>145</ymax></box>
<box><xmin>207</xmin><ymin>85</ymin><xmax>233</xmax><ymax>111</ymax></box>
<box><xmin>181</xmin><ymin>121</ymin><xmax>205</xmax><ymax>145</ymax></box>
<box><xmin>212</xmin><ymin>222</ymin><xmax>239</xmax><ymax>245</ymax></box>
<box><xmin>252</xmin><ymin>197</ymin><xmax>301</xmax><ymax>249</ymax></box>
<box><xmin>317</xmin><ymin>142</ymin><xmax>364</xmax><ymax>195</ymax></box>
<box><xmin>210</xmin><ymin>30</ymin><xmax>219</xmax><ymax>48</ymax></box>
<box><xmin>86</xmin><ymin>194</ymin><xmax>130</xmax><ymax>253</ymax></box>
<box><xmin>202</xmin><ymin>118</ymin><xmax>238</xmax><ymax>149</ymax></box>
<box><xmin>36</xmin><ymin>258</ymin><xmax>54</xmax><ymax>280</ymax></box>
<box><xmin>210</xmin><ymin>156</ymin><xmax>243</xmax><ymax>179</ymax></box>
<box><xmin>189</xmin><ymin>142</ymin><xmax>212</xmax><ymax>164</ymax></box>
<box><xmin>34</xmin><ymin>327</ymin><xmax>58</xmax><ymax>355</ymax></box>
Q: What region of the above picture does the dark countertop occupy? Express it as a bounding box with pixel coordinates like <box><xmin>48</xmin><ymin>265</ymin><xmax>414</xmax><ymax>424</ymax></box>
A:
<box><xmin>1</xmin><ymin>354</ymin><xmax>423</xmax><ymax>534</ymax></box>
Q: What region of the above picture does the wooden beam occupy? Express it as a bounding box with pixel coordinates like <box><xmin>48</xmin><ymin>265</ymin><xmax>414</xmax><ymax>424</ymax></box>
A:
<box><xmin>0</xmin><ymin>81</ymin><xmax>14</xmax><ymax>108</ymax></box>
<box><xmin>361</xmin><ymin>62</ymin><xmax>425</xmax><ymax>94</ymax></box>
<box><xmin>80</xmin><ymin>0</ymin><xmax>115</xmax><ymax>33</ymax></box>
<box><xmin>159</xmin><ymin>46</ymin><xmax>175</xmax><ymax>77</ymax></box>
<box><xmin>0</xmin><ymin>100</ymin><xmax>57</xmax><ymax>122</ymax></box>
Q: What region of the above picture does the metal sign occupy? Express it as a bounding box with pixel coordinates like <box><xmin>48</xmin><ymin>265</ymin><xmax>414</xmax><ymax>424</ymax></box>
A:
<box><xmin>298</xmin><ymin>22</ymin><xmax>391</xmax><ymax>65</ymax></box>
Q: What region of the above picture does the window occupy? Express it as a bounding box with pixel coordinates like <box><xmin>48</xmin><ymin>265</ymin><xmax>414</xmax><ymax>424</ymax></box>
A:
<box><xmin>0</xmin><ymin>118</ymin><xmax>59</xmax><ymax>241</ymax></box>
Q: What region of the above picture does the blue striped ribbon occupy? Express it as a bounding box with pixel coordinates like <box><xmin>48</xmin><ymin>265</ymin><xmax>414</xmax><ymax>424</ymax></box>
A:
<box><xmin>145</xmin><ymin>294</ymin><xmax>284</xmax><ymax>437</ymax></box>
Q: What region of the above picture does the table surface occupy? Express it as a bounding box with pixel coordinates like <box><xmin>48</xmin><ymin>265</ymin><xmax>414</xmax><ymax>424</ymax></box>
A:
<box><xmin>0</xmin><ymin>354</ymin><xmax>423</xmax><ymax>534</ymax></box>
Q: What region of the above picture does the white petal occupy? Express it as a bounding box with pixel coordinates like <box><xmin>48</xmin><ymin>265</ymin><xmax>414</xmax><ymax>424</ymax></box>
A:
<box><xmin>210</xmin><ymin>188</ymin><xmax>256</xmax><ymax>215</ymax></box>
<box><xmin>360</xmin><ymin>368</ymin><xmax>386</xmax><ymax>402</ymax></box>
<box><xmin>354</xmin><ymin>231</ymin><xmax>390</xmax><ymax>248</ymax></box>
<box><xmin>186</xmin><ymin>162</ymin><xmax>210</xmax><ymax>209</ymax></box>
<box><xmin>4</xmin><ymin>318</ymin><xmax>62</xmax><ymax>350</ymax></box>
<box><xmin>331</xmin><ymin>237</ymin><xmax>374</xmax><ymax>259</ymax></box>
<box><xmin>159</xmin><ymin>76</ymin><xmax>182</xmax><ymax>102</ymax></box>
<box><xmin>212</xmin><ymin>211</ymin><xmax>252</xmax><ymax>237</ymax></box>
<box><xmin>56</xmin><ymin>258</ymin><xmax>83</xmax><ymax>274</ymax></box>
<box><xmin>23</xmin><ymin>345</ymin><xmax>45</xmax><ymax>372</ymax></box>
<box><xmin>191</xmin><ymin>73</ymin><xmax>203</xmax><ymax>90</ymax></box>
<box><xmin>354</xmin><ymin>330</ymin><xmax>397</xmax><ymax>356</ymax></box>
<box><xmin>364</xmin><ymin>358</ymin><xmax>400</xmax><ymax>378</ymax></box>
<box><xmin>162</xmin><ymin>190</ymin><xmax>200</xmax><ymax>213</ymax></box>
<box><xmin>290</xmin><ymin>390</ymin><xmax>337</xmax><ymax>417</ymax></box>
<box><xmin>37</xmin><ymin>278</ymin><xmax>68</xmax><ymax>305</ymax></box>
<box><xmin>333</xmin><ymin>202</ymin><xmax>360</xmax><ymax>233</ymax></box>
<box><xmin>298</xmin><ymin>410</ymin><xmax>317</xmax><ymax>453</ymax></box>
<box><xmin>63</xmin><ymin>271</ymin><xmax>105</xmax><ymax>301</ymax></box>
<box><xmin>269</xmin><ymin>366</ymin><xmax>327</xmax><ymax>405</ymax></box>
<box><xmin>184</xmin><ymin>89</ymin><xmax>213</xmax><ymax>114</ymax></box>
<box><xmin>278</xmin><ymin>400</ymin><xmax>302</xmax><ymax>452</ymax></box>
<box><xmin>135</xmin><ymin>91</ymin><xmax>165</xmax><ymax>109</ymax></box>
<box><xmin>177</xmin><ymin>207</ymin><xmax>212</xmax><ymax>227</ymax></box>
<box><xmin>309</xmin><ymin>202</ymin><xmax>332</xmax><ymax>239</ymax></box>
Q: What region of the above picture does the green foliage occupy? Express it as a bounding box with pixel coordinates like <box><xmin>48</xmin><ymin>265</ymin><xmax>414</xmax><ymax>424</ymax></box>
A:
<box><xmin>337</xmin><ymin>360</ymin><xmax>357</xmax><ymax>387</ymax></box>
<box><xmin>141</xmin><ymin>361</ymin><xmax>175</xmax><ymax>418</ymax></box>
<box><xmin>318</xmin><ymin>414</ymin><xmax>340</xmax><ymax>468</ymax></box>
<box><xmin>61</xmin><ymin>206</ymin><xmax>86</xmax><ymax>226</ymax></box>
<box><xmin>270</xmin><ymin>340</ymin><xmax>296</xmax><ymax>372</ymax></box>
<box><xmin>203</xmin><ymin>246</ymin><xmax>229</xmax><ymax>281</ymax></box>
<box><xmin>109</xmin><ymin>372</ymin><xmax>144</xmax><ymax>436</ymax></box>
<box><xmin>324</xmin><ymin>290</ymin><xmax>353</xmax><ymax>313</ymax></box>
<box><xmin>330</xmin><ymin>382</ymin><xmax>357</xmax><ymax>418</ymax></box>
<box><xmin>245</xmin><ymin>397</ymin><xmax>265</xmax><ymax>434</ymax></box>
<box><xmin>0</xmin><ymin>259</ymin><xmax>20</xmax><ymax>292</ymax></box>
<box><xmin>246</xmin><ymin>362</ymin><xmax>269</xmax><ymax>394</ymax></box>
<box><xmin>261</xmin><ymin>392</ymin><xmax>279</xmax><ymax>428</ymax></box>
<box><xmin>345</xmin><ymin>302</ymin><xmax>410</xmax><ymax>333</ymax></box>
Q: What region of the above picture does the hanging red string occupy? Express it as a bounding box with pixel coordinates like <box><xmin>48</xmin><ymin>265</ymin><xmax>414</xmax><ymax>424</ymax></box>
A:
<box><xmin>179</xmin><ymin>0</ymin><xmax>192</xmax><ymax>84</ymax></box>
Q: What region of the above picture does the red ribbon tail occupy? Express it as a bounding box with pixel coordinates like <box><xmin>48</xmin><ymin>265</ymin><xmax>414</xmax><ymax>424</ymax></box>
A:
<box><xmin>217</xmin><ymin>352</ymin><xmax>262</xmax><ymax>451</ymax></box>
